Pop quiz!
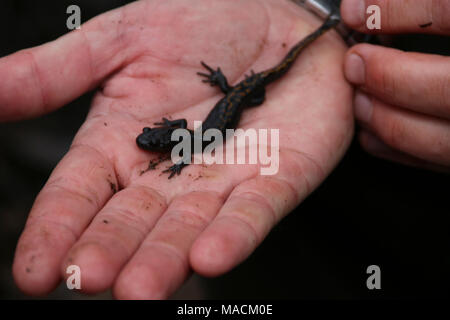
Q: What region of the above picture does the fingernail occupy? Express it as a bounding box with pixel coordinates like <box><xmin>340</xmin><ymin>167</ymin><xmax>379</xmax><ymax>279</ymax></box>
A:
<box><xmin>345</xmin><ymin>53</ymin><xmax>366</xmax><ymax>85</ymax></box>
<box><xmin>354</xmin><ymin>91</ymin><xmax>373</xmax><ymax>123</ymax></box>
<box><xmin>341</xmin><ymin>0</ymin><xmax>366</xmax><ymax>27</ymax></box>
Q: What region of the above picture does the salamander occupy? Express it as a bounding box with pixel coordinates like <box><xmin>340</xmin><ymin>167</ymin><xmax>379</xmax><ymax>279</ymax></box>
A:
<box><xmin>136</xmin><ymin>14</ymin><xmax>340</xmax><ymax>178</ymax></box>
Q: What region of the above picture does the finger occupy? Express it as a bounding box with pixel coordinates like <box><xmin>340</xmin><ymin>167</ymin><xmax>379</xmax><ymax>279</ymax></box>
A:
<box><xmin>190</xmin><ymin>151</ymin><xmax>313</xmax><ymax>277</ymax></box>
<box><xmin>341</xmin><ymin>0</ymin><xmax>450</xmax><ymax>34</ymax></box>
<box><xmin>0</xmin><ymin>5</ymin><xmax>129</xmax><ymax>122</ymax></box>
<box><xmin>113</xmin><ymin>191</ymin><xmax>223</xmax><ymax>300</ymax></box>
<box><xmin>345</xmin><ymin>44</ymin><xmax>450</xmax><ymax>120</ymax></box>
<box><xmin>60</xmin><ymin>185</ymin><xmax>167</xmax><ymax>294</ymax></box>
<box><xmin>13</xmin><ymin>145</ymin><xmax>116</xmax><ymax>296</ymax></box>
<box><xmin>359</xmin><ymin>130</ymin><xmax>450</xmax><ymax>173</ymax></box>
<box><xmin>354</xmin><ymin>90</ymin><xmax>450</xmax><ymax>166</ymax></box>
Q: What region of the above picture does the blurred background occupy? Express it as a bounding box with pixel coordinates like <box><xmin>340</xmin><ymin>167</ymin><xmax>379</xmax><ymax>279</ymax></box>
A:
<box><xmin>0</xmin><ymin>0</ymin><xmax>449</xmax><ymax>299</ymax></box>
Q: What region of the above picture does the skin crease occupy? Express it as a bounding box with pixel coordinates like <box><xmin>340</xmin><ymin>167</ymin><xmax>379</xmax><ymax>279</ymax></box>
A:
<box><xmin>4</xmin><ymin>0</ymin><xmax>352</xmax><ymax>299</ymax></box>
<box><xmin>341</xmin><ymin>0</ymin><xmax>450</xmax><ymax>171</ymax></box>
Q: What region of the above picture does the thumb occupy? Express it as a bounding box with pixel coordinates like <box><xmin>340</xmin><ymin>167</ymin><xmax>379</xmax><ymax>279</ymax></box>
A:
<box><xmin>0</xmin><ymin>5</ymin><xmax>129</xmax><ymax>122</ymax></box>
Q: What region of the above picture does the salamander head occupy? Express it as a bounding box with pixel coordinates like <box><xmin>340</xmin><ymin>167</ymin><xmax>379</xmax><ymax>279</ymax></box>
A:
<box><xmin>136</xmin><ymin>127</ymin><xmax>174</xmax><ymax>152</ymax></box>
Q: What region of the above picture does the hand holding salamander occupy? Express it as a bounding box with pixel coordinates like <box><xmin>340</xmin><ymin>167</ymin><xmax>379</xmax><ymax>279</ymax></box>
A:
<box><xmin>4</xmin><ymin>0</ymin><xmax>352</xmax><ymax>299</ymax></box>
<box><xmin>137</xmin><ymin>15</ymin><xmax>340</xmax><ymax>178</ymax></box>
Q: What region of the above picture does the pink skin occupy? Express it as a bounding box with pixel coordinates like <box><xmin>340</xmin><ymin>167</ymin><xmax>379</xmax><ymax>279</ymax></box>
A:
<box><xmin>341</xmin><ymin>0</ymin><xmax>450</xmax><ymax>172</ymax></box>
<box><xmin>4</xmin><ymin>0</ymin><xmax>352</xmax><ymax>299</ymax></box>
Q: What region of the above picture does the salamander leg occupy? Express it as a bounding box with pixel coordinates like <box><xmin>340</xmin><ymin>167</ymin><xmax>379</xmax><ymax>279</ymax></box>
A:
<box><xmin>248</xmin><ymin>86</ymin><xmax>266</xmax><ymax>107</ymax></box>
<box><xmin>154</xmin><ymin>118</ymin><xmax>187</xmax><ymax>129</ymax></box>
<box><xmin>197</xmin><ymin>61</ymin><xmax>232</xmax><ymax>94</ymax></box>
<box><xmin>140</xmin><ymin>154</ymin><xmax>172</xmax><ymax>175</ymax></box>
<box><xmin>163</xmin><ymin>160</ymin><xmax>189</xmax><ymax>179</ymax></box>
<box><xmin>244</xmin><ymin>69</ymin><xmax>256</xmax><ymax>79</ymax></box>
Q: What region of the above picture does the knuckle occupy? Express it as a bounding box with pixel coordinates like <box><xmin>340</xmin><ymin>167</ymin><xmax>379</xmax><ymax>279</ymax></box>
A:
<box><xmin>116</xmin><ymin>185</ymin><xmax>165</xmax><ymax>214</ymax></box>
<box><xmin>165</xmin><ymin>211</ymin><xmax>209</xmax><ymax>231</ymax></box>
<box><xmin>440</xmin><ymin>69</ymin><xmax>450</xmax><ymax>109</ymax></box>
<box><xmin>367</xmin><ymin>51</ymin><xmax>398</xmax><ymax>98</ymax></box>
<box><xmin>379</xmin><ymin>116</ymin><xmax>406</xmax><ymax>148</ymax></box>
<box><xmin>383</xmin><ymin>0</ymin><xmax>397</xmax><ymax>30</ymax></box>
<box><xmin>434</xmin><ymin>73</ymin><xmax>450</xmax><ymax>110</ymax></box>
<box><xmin>430</xmin><ymin>129</ymin><xmax>450</xmax><ymax>161</ymax></box>
<box><xmin>219</xmin><ymin>214</ymin><xmax>260</xmax><ymax>245</ymax></box>
<box><xmin>433</xmin><ymin>0</ymin><xmax>450</xmax><ymax>31</ymax></box>
<box><xmin>380</xmin><ymin>68</ymin><xmax>397</xmax><ymax>98</ymax></box>
<box><xmin>105</xmin><ymin>207</ymin><xmax>149</xmax><ymax>239</ymax></box>
<box><xmin>230</xmin><ymin>190</ymin><xmax>277</xmax><ymax>225</ymax></box>
<box><xmin>168</xmin><ymin>191</ymin><xmax>221</xmax><ymax>220</ymax></box>
<box><xmin>45</xmin><ymin>176</ymin><xmax>100</xmax><ymax>209</ymax></box>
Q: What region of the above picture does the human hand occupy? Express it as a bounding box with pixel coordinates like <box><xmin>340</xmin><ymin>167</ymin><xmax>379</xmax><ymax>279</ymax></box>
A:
<box><xmin>342</xmin><ymin>0</ymin><xmax>450</xmax><ymax>172</ymax></box>
<box><xmin>6</xmin><ymin>0</ymin><xmax>352</xmax><ymax>299</ymax></box>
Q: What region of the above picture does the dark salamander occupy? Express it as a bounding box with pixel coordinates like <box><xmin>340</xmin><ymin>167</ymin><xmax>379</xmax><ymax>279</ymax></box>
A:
<box><xmin>137</xmin><ymin>14</ymin><xmax>340</xmax><ymax>178</ymax></box>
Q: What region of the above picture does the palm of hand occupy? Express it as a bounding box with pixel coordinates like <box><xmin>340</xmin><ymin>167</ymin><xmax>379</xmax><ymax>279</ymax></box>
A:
<box><xmin>12</xmin><ymin>0</ymin><xmax>352</xmax><ymax>299</ymax></box>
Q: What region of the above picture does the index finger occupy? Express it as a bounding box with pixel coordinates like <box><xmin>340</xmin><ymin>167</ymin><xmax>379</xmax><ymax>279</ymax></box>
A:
<box><xmin>341</xmin><ymin>0</ymin><xmax>450</xmax><ymax>34</ymax></box>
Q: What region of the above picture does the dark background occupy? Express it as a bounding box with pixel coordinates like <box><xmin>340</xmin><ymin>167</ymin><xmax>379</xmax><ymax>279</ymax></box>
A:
<box><xmin>0</xmin><ymin>0</ymin><xmax>449</xmax><ymax>299</ymax></box>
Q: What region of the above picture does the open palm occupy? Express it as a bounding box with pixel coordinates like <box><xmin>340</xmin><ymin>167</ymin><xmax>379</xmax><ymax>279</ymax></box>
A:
<box><xmin>6</xmin><ymin>0</ymin><xmax>352</xmax><ymax>299</ymax></box>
